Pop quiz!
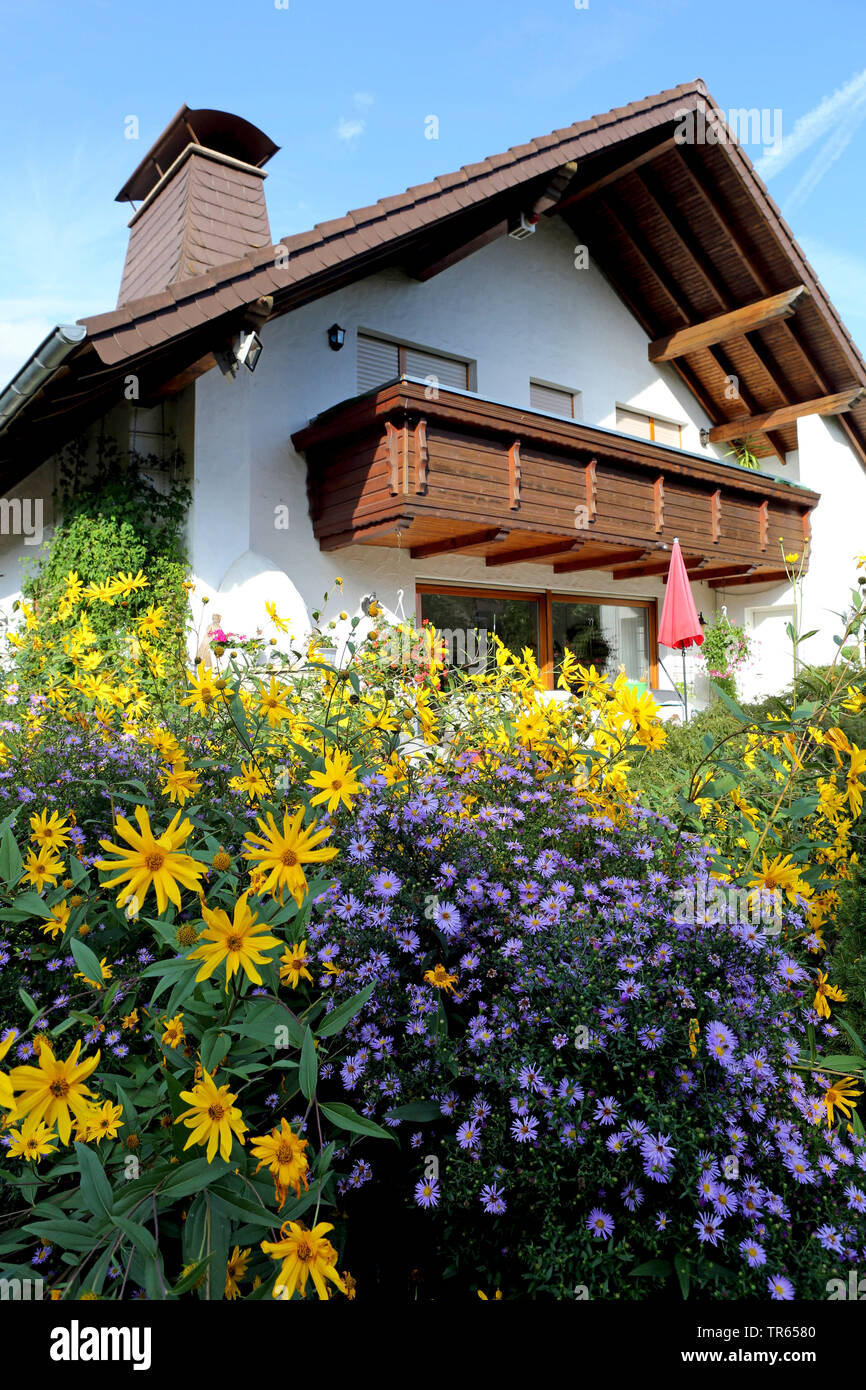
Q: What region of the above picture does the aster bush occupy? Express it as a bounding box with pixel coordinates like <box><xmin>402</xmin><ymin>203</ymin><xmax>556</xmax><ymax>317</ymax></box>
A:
<box><xmin>0</xmin><ymin>553</ymin><xmax>864</xmax><ymax>1302</ymax></box>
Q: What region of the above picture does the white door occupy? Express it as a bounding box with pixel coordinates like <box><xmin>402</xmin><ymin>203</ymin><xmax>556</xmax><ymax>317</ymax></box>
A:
<box><xmin>746</xmin><ymin>605</ymin><xmax>796</xmax><ymax>698</ymax></box>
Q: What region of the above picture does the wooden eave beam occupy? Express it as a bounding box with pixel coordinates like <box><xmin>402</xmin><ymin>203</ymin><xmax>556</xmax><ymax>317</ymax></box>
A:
<box><xmin>630</xmin><ymin>172</ymin><xmax>790</xmax><ymax>460</ymax></box>
<box><xmin>408</xmin><ymin>219</ymin><xmax>509</xmax><ymax>283</ymax></box>
<box><xmin>675</xmin><ymin>142</ymin><xmax>866</xmax><ymax>467</ymax></box>
<box><xmin>317</xmin><ymin>514</ymin><xmax>415</xmax><ymax>552</ymax></box>
<box><xmin>553</xmin><ymin>135</ymin><xmax>677</xmax><ymax>213</ymax></box>
<box><xmin>611</xmin><ymin>555</ymin><xmax>705</xmax><ymax>581</ymax></box>
<box><xmin>708</xmin><ymin>568</ymin><xmax>789</xmax><ymax>589</ymax></box>
<box><xmin>648</xmin><ymin>286</ymin><xmax>809</xmax><ymax>363</ymax></box>
<box><xmin>705</xmin><ymin>387</ymin><xmax>866</xmax><ymax>446</ymax></box>
<box><xmin>553</xmin><ymin>547</ymin><xmax>650</xmax><ymax>575</ymax></box>
<box><xmin>597</xmin><ymin>192</ymin><xmax>785</xmax><ymax>460</ymax></box>
<box><xmin>409</xmin><ymin>527</ymin><xmax>508</xmax><ymax>560</ymax></box>
<box><xmin>486</xmin><ymin>538</ymin><xmax>582</xmax><ymax>567</ymax></box>
<box><xmin>675</xmin><ymin>563</ymin><xmax>754</xmax><ymax>583</ymax></box>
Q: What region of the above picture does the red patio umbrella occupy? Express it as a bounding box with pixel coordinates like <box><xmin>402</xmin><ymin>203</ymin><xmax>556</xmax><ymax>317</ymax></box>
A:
<box><xmin>658</xmin><ymin>537</ymin><xmax>704</xmax><ymax>720</ymax></box>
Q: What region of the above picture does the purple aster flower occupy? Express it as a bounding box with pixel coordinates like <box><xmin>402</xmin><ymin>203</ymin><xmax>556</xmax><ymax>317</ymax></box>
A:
<box><xmin>414</xmin><ymin>1178</ymin><xmax>439</xmax><ymax>1209</ymax></box>
<box><xmin>767</xmin><ymin>1274</ymin><xmax>795</xmax><ymax>1301</ymax></box>
<box><xmin>586</xmin><ymin>1208</ymin><xmax>614</xmax><ymax>1240</ymax></box>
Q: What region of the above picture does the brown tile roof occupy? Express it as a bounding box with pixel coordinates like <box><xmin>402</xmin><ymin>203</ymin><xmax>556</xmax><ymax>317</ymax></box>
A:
<box><xmin>83</xmin><ymin>78</ymin><xmax>711</xmax><ymax>353</ymax></box>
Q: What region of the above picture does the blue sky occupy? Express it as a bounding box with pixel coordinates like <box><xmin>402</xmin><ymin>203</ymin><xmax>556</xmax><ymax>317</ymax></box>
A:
<box><xmin>1</xmin><ymin>0</ymin><xmax>865</xmax><ymax>388</ymax></box>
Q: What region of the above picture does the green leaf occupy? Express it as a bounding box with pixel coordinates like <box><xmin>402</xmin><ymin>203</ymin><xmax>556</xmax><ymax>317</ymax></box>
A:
<box><xmin>299</xmin><ymin>1027</ymin><xmax>318</xmax><ymax>1101</ymax></box>
<box><xmin>201</xmin><ymin>1029</ymin><xmax>231</xmax><ymax>1074</ymax></box>
<box><xmin>74</xmin><ymin>1142</ymin><xmax>114</xmax><ymax>1220</ymax></box>
<box><xmin>814</xmin><ymin>1054</ymin><xmax>866</xmax><ymax>1073</ymax></box>
<box><xmin>319</xmin><ymin>1100</ymin><xmax>395</xmax><ymax>1141</ymax></box>
<box><xmin>709</xmin><ymin>682</ymin><xmax>751</xmax><ymax>724</ymax></box>
<box><xmin>315</xmin><ymin>983</ymin><xmax>374</xmax><ymax>1038</ymax></box>
<box><xmin>112</xmin><ymin>1214</ymin><xmax>157</xmax><ymax>1259</ymax></box>
<box><xmin>673</xmin><ymin>1252</ymin><xmax>691</xmax><ymax>1300</ymax></box>
<box><xmin>384</xmin><ymin>1100</ymin><xmax>442</xmax><ymax>1123</ymax></box>
<box><xmin>7</xmin><ymin>890</ymin><xmax>55</xmax><ymax>920</ymax></box>
<box><xmin>171</xmin><ymin>1254</ymin><xmax>215</xmax><ymax>1296</ymax></box>
<box><xmin>630</xmin><ymin>1259</ymin><xmax>672</xmax><ymax>1277</ymax></box>
<box><xmin>18</xmin><ymin>987</ymin><xmax>39</xmax><ymax>1016</ymax></box>
<box><xmin>69</xmin><ymin>935</ymin><xmax>104</xmax><ymax>988</ymax></box>
<box><xmin>0</xmin><ymin>826</ymin><xmax>23</xmax><ymax>888</ymax></box>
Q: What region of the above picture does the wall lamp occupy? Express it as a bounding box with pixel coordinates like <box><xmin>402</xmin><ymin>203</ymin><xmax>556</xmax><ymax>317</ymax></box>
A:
<box><xmin>327</xmin><ymin>323</ymin><xmax>347</xmax><ymax>351</ymax></box>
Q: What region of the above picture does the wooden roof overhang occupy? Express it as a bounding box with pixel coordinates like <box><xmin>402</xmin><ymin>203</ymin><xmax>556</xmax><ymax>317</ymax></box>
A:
<box><xmin>5</xmin><ymin>80</ymin><xmax>866</xmax><ymax>491</ymax></box>
<box><xmin>292</xmin><ymin>379</ymin><xmax>818</xmax><ymax>588</ymax></box>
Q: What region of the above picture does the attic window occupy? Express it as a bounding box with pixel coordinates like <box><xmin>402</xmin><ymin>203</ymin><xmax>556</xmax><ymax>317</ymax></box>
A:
<box><xmin>357</xmin><ymin>333</ymin><xmax>471</xmax><ymax>393</ymax></box>
<box><xmin>530</xmin><ymin>380</ymin><xmax>581</xmax><ymax>418</ymax></box>
<box><xmin>616</xmin><ymin>405</ymin><xmax>682</xmax><ymax>449</ymax></box>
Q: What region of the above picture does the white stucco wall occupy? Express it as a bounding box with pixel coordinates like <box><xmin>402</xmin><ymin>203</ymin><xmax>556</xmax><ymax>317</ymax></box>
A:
<box><xmin>188</xmin><ymin>214</ymin><xmax>750</xmax><ymax>691</ymax></box>
<box><xmin>725</xmin><ymin>413</ymin><xmax>866</xmax><ymax>702</ymax></box>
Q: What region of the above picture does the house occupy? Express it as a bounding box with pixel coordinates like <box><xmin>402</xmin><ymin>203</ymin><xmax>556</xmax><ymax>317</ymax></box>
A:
<box><xmin>2</xmin><ymin>80</ymin><xmax>865</xmax><ymax>706</ymax></box>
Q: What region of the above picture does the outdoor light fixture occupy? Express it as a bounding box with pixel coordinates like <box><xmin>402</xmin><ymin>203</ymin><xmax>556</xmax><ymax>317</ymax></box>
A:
<box><xmin>215</xmin><ymin>330</ymin><xmax>264</xmax><ymax>380</ymax></box>
<box><xmin>327</xmin><ymin>323</ymin><xmax>346</xmax><ymax>351</ymax></box>
<box><xmin>235</xmin><ymin>330</ymin><xmax>263</xmax><ymax>373</ymax></box>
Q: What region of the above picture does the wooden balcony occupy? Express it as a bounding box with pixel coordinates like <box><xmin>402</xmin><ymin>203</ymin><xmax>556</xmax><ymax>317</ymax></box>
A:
<box><xmin>292</xmin><ymin>379</ymin><xmax>819</xmax><ymax>588</ymax></box>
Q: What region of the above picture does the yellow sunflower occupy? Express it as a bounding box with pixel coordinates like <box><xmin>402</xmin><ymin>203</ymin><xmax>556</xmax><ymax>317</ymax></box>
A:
<box><xmin>95</xmin><ymin>804</ymin><xmax>206</xmax><ymax>914</ymax></box>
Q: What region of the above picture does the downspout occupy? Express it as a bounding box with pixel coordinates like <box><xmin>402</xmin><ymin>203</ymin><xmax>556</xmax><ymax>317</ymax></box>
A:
<box><xmin>0</xmin><ymin>324</ymin><xmax>87</xmax><ymax>431</ymax></box>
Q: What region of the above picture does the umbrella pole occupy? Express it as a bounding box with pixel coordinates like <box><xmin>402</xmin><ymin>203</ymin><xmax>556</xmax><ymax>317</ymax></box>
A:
<box><xmin>682</xmin><ymin>647</ymin><xmax>688</xmax><ymax>722</ymax></box>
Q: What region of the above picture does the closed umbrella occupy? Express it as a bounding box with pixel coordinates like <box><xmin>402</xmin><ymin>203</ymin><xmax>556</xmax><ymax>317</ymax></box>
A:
<box><xmin>658</xmin><ymin>537</ymin><xmax>704</xmax><ymax>720</ymax></box>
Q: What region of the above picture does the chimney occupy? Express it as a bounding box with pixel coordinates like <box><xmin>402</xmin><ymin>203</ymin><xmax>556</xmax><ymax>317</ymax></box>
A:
<box><xmin>114</xmin><ymin>106</ymin><xmax>279</xmax><ymax>307</ymax></box>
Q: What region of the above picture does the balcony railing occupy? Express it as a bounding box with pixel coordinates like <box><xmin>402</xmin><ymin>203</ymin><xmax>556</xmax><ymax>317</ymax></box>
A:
<box><xmin>292</xmin><ymin>378</ymin><xmax>818</xmax><ymax>587</ymax></box>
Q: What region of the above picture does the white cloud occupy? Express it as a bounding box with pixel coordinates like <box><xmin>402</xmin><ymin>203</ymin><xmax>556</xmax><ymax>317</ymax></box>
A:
<box><xmin>336</xmin><ymin>117</ymin><xmax>365</xmax><ymax>142</ymax></box>
<box><xmin>756</xmin><ymin>67</ymin><xmax>866</xmax><ymax>181</ymax></box>
<box><xmin>782</xmin><ymin>92</ymin><xmax>866</xmax><ymax>213</ymax></box>
<box><xmin>353</xmin><ymin>91</ymin><xmax>374</xmax><ymax>109</ymax></box>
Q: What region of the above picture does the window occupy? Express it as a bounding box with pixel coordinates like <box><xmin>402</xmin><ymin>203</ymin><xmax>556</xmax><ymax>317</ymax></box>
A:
<box><xmin>416</xmin><ymin>585</ymin><xmax>657</xmax><ymax>689</ymax></box>
<box><xmin>616</xmin><ymin>405</ymin><xmax>682</xmax><ymax>449</ymax></box>
<box><xmin>357</xmin><ymin>333</ymin><xmax>471</xmax><ymax>393</ymax></box>
<box><xmin>128</xmin><ymin>401</ymin><xmax>179</xmax><ymax>471</ymax></box>
<box><xmin>530</xmin><ymin>380</ymin><xmax>580</xmax><ymax>419</ymax></box>
<box><xmin>552</xmin><ymin>599</ymin><xmax>651</xmax><ymax>685</ymax></box>
<box><xmin>417</xmin><ymin>589</ymin><xmax>540</xmax><ymax>675</ymax></box>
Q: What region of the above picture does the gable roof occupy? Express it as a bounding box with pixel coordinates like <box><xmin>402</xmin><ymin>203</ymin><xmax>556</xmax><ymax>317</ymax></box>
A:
<box><xmin>2</xmin><ymin>78</ymin><xmax>866</xmax><ymax>486</ymax></box>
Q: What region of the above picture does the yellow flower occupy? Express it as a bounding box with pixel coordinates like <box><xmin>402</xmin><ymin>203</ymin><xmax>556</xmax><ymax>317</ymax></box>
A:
<box><xmin>181</xmin><ymin>664</ymin><xmax>220</xmax><ymax>717</ymax></box>
<box><xmin>161</xmin><ymin>1015</ymin><xmax>185</xmax><ymax>1048</ymax></box>
<box><xmin>188</xmin><ymin>891</ymin><xmax>281</xmax><ymax>991</ymax></box>
<box><xmin>813</xmin><ymin>970</ymin><xmax>847</xmax><ymax>1019</ymax></box>
<box><xmin>95</xmin><ymin>804</ymin><xmax>206</xmax><ymax>914</ymax></box>
<box><xmin>111</xmin><ymin>569</ymin><xmax>148</xmax><ymax>597</ymax></box>
<box><xmin>257</xmin><ymin>677</ymin><xmax>292</xmax><ymax>728</ymax></box>
<box><xmin>747</xmin><ymin>853</ymin><xmax>811</xmax><ymax>904</ymax></box>
<box><xmin>243</xmin><ymin>807</ymin><xmax>338</xmax><ymax>907</ymax></box>
<box><xmin>251</xmin><ymin>1118</ymin><xmax>310</xmax><ymax>1209</ymax></box>
<box><xmin>845</xmin><ymin>745</ymin><xmax>866</xmax><ymax>818</ymax></box>
<box><xmin>225</xmin><ymin>1246</ymin><xmax>251</xmax><ymax>1300</ymax></box>
<box><xmin>307</xmin><ymin>747</ymin><xmax>362</xmax><ymax>814</ymax></box>
<box><xmin>478</xmin><ymin>1288</ymin><xmax>503</xmax><ymax>1300</ymax></box>
<box><xmin>841</xmin><ymin>685</ymin><xmax>866</xmax><ymax>715</ymax></box>
<box><xmin>261</xmin><ymin>1221</ymin><xmax>347</xmax><ymax>1301</ymax></box>
<box><xmin>20</xmin><ymin>846</ymin><xmax>64</xmax><ymax>892</ymax></box>
<box><xmin>279</xmin><ymin>940</ymin><xmax>313</xmax><ymax>989</ymax></box>
<box><xmin>264</xmin><ymin>601</ymin><xmax>291</xmax><ymax>634</ymax></box>
<box><xmin>229</xmin><ymin>760</ymin><xmax>271</xmax><ymax>802</ymax></box>
<box><xmin>175</xmin><ymin>1068</ymin><xmax>247</xmax><ymax>1162</ymax></box>
<box><xmin>121</xmin><ymin>1008</ymin><xmax>139</xmax><ymax>1030</ymax></box>
<box><xmin>424</xmin><ymin>963</ymin><xmax>458</xmax><ymax>993</ymax></box>
<box><xmin>688</xmin><ymin>1019</ymin><xmax>700</xmax><ymax>1058</ymax></box>
<box><xmin>86</xmin><ymin>1100</ymin><xmax>124</xmax><ymax>1144</ymax></box>
<box><xmin>7</xmin><ymin>1039</ymin><xmax>100</xmax><ymax>1145</ymax></box>
<box><xmin>821</xmin><ymin>1075</ymin><xmax>863</xmax><ymax>1128</ymax></box>
<box><xmin>160</xmin><ymin>762</ymin><xmax>202</xmax><ymax>807</ymax></box>
<box><xmin>41</xmin><ymin>900</ymin><xmax>71</xmax><ymax>941</ymax></box>
<box><xmin>29</xmin><ymin>809</ymin><xmax>70</xmax><ymax>851</ymax></box>
<box><xmin>138</xmin><ymin>603</ymin><xmax>165</xmax><ymax>639</ymax></box>
<box><xmin>7</xmin><ymin>1114</ymin><xmax>58</xmax><ymax>1162</ymax></box>
<box><xmin>212</xmin><ymin>848</ymin><xmax>233</xmax><ymax>872</ymax></box>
